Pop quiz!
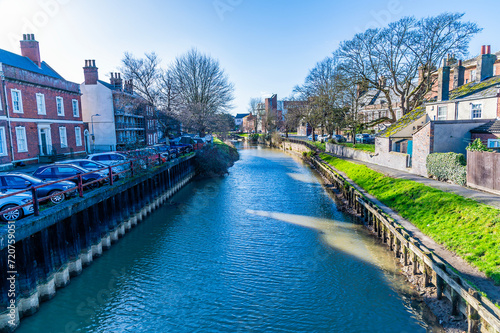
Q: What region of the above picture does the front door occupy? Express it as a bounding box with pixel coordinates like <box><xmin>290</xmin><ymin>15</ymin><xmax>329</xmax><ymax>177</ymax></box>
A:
<box><xmin>38</xmin><ymin>126</ymin><xmax>52</xmax><ymax>156</ymax></box>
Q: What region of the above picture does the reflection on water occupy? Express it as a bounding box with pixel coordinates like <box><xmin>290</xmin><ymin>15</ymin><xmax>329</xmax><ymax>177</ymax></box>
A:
<box><xmin>16</xmin><ymin>146</ymin><xmax>437</xmax><ymax>333</ymax></box>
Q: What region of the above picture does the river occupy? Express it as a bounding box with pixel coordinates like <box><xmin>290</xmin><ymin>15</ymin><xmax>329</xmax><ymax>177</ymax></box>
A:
<box><xmin>16</xmin><ymin>145</ymin><xmax>438</xmax><ymax>333</ymax></box>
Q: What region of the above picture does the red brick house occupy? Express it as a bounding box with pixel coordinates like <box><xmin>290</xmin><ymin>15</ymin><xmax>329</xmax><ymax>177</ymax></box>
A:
<box><xmin>0</xmin><ymin>34</ymin><xmax>86</xmax><ymax>168</ymax></box>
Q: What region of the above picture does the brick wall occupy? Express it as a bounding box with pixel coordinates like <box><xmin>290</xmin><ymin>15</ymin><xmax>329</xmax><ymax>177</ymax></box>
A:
<box><xmin>412</xmin><ymin>122</ymin><xmax>433</xmax><ymax>177</ymax></box>
<box><xmin>5</xmin><ymin>81</ymin><xmax>82</xmax><ymax>121</ymax></box>
<box><xmin>471</xmin><ymin>133</ymin><xmax>500</xmax><ymax>146</ymax></box>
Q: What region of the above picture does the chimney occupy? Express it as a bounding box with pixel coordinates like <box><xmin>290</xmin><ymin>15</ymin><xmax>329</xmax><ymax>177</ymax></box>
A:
<box><xmin>357</xmin><ymin>80</ymin><xmax>368</xmax><ymax>98</ymax></box>
<box><xmin>124</xmin><ymin>79</ymin><xmax>134</xmax><ymax>94</ymax></box>
<box><xmin>477</xmin><ymin>45</ymin><xmax>497</xmax><ymax>82</ymax></box>
<box><xmin>110</xmin><ymin>72</ymin><xmax>123</xmax><ymax>90</ymax></box>
<box><xmin>20</xmin><ymin>34</ymin><xmax>41</xmax><ymax>67</ymax></box>
<box><xmin>378</xmin><ymin>76</ymin><xmax>387</xmax><ymax>88</ymax></box>
<box><xmin>438</xmin><ymin>58</ymin><xmax>450</xmax><ymax>101</ymax></box>
<box><xmin>83</xmin><ymin>59</ymin><xmax>99</xmax><ymax>85</ymax></box>
<box><xmin>453</xmin><ymin>59</ymin><xmax>465</xmax><ymax>89</ymax></box>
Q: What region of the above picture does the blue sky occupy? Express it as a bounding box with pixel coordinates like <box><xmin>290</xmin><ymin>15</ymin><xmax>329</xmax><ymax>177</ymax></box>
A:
<box><xmin>0</xmin><ymin>0</ymin><xmax>498</xmax><ymax>115</ymax></box>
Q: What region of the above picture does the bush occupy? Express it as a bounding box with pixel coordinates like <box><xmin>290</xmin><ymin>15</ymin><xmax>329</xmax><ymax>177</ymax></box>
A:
<box><xmin>194</xmin><ymin>141</ymin><xmax>239</xmax><ymax>178</ymax></box>
<box><xmin>248</xmin><ymin>133</ymin><xmax>260</xmax><ymax>143</ymax></box>
<box><xmin>271</xmin><ymin>132</ymin><xmax>283</xmax><ymax>146</ymax></box>
<box><xmin>466</xmin><ymin>138</ymin><xmax>493</xmax><ymax>152</ymax></box>
<box><xmin>426</xmin><ymin>152</ymin><xmax>467</xmax><ymax>185</ymax></box>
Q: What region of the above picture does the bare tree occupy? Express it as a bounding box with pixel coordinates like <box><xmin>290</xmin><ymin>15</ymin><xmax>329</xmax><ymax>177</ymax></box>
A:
<box><xmin>121</xmin><ymin>52</ymin><xmax>161</xmax><ymax>107</ymax></box>
<box><xmin>336</xmin><ymin>13</ymin><xmax>481</xmax><ymax>121</ymax></box>
<box><xmin>171</xmin><ymin>49</ymin><xmax>235</xmax><ymax>136</ymax></box>
<box><xmin>248</xmin><ymin>97</ymin><xmax>263</xmax><ymax>133</ymax></box>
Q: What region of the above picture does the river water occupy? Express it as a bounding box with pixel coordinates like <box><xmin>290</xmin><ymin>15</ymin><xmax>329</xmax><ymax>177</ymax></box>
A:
<box><xmin>17</xmin><ymin>145</ymin><xmax>438</xmax><ymax>333</ymax></box>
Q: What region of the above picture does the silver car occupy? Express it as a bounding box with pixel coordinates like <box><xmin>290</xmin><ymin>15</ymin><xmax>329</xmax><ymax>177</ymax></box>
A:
<box><xmin>0</xmin><ymin>191</ymin><xmax>34</xmax><ymax>222</ymax></box>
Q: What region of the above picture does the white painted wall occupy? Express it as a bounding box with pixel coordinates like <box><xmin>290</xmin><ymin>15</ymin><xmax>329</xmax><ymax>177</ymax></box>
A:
<box><xmin>426</xmin><ymin>96</ymin><xmax>498</xmax><ymax>121</ymax></box>
<box><xmin>80</xmin><ymin>82</ymin><xmax>117</xmax><ymax>148</ymax></box>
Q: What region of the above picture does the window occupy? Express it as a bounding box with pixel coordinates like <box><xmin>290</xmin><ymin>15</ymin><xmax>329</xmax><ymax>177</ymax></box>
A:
<box><xmin>56</xmin><ymin>97</ymin><xmax>64</xmax><ymax>116</ymax></box>
<box><xmin>72</xmin><ymin>99</ymin><xmax>79</xmax><ymax>117</ymax></box>
<box><xmin>471</xmin><ymin>70</ymin><xmax>477</xmax><ymax>82</ymax></box>
<box><xmin>437</xmin><ymin>106</ymin><xmax>447</xmax><ymax>120</ymax></box>
<box><xmin>36</xmin><ymin>93</ymin><xmax>46</xmax><ymax>115</ymax></box>
<box><xmin>59</xmin><ymin>126</ymin><xmax>67</xmax><ymax>148</ymax></box>
<box><xmin>396</xmin><ymin>110</ymin><xmax>402</xmax><ymax>120</ymax></box>
<box><xmin>471</xmin><ymin>104</ymin><xmax>482</xmax><ymax>119</ymax></box>
<box><xmin>3</xmin><ymin>176</ymin><xmax>29</xmax><ymax>187</ymax></box>
<box><xmin>56</xmin><ymin>167</ymin><xmax>78</xmax><ymax>175</ymax></box>
<box><xmin>488</xmin><ymin>139</ymin><xmax>500</xmax><ymax>148</ymax></box>
<box><xmin>75</xmin><ymin>127</ymin><xmax>82</xmax><ymax>146</ymax></box>
<box><xmin>15</xmin><ymin>127</ymin><xmax>27</xmax><ymax>152</ymax></box>
<box><xmin>0</xmin><ymin>128</ymin><xmax>7</xmax><ymax>156</ymax></box>
<box><xmin>39</xmin><ymin>168</ymin><xmax>53</xmax><ymax>176</ymax></box>
<box><xmin>11</xmin><ymin>89</ymin><xmax>23</xmax><ymax>113</ymax></box>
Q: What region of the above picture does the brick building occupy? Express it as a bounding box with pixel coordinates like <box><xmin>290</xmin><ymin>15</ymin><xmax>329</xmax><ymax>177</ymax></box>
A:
<box><xmin>80</xmin><ymin>61</ymin><xmax>158</xmax><ymax>152</ymax></box>
<box><xmin>0</xmin><ymin>34</ymin><xmax>86</xmax><ymax>168</ymax></box>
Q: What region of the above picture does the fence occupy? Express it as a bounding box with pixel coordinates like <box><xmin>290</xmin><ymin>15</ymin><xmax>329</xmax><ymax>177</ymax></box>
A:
<box><xmin>467</xmin><ymin>151</ymin><xmax>500</xmax><ymax>196</ymax></box>
<box><xmin>0</xmin><ymin>150</ymin><xmax>195</xmax><ymax>222</ymax></box>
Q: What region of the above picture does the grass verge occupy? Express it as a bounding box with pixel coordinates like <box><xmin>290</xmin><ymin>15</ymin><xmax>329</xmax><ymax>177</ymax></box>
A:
<box><xmin>337</xmin><ymin>143</ymin><xmax>375</xmax><ymax>153</ymax></box>
<box><xmin>319</xmin><ymin>153</ymin><xmax>500</xmax><ymax>285</ymax></box>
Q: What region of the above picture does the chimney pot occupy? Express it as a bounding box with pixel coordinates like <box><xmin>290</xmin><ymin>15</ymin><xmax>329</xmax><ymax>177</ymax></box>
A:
<box><xmin>31</xmin><ymin>34</ymin><xmax>35</xmax><ymax>41</ymax></box>
<box><xmin>486</xmin><ymin>45</ymin><xmax>491</xmax><ymax>54</ymax></box>
<box><xmin>481</xmin><ymin>45</ymin><xmax>486</xmax><ymax>55</ymax></box>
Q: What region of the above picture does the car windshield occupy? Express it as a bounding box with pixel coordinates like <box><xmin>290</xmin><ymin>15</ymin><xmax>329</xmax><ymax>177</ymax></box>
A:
<box><xmin>12</xmin><ymin>174</ymin><xmax>42</xmax><ymax>183</ymax></box>
<box><xmin>61</xmin><ymin>164</ymin><xmax>88</xmax><ymax>173</ymax></box>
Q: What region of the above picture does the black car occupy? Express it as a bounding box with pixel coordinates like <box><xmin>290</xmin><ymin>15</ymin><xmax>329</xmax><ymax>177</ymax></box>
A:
<box><xmin>33</xmin><ymin>164</ymin><xmax>107</xmax><ymax>190</ymax></box>
<box><xmin>0</xmin><ymin>173</ymin><xmax>76</xmax><ymax>204</ymax></box>
<box><xmin>152</xmin><ymin>144</ymin><xmax>178</xmax><ymax>160</ymax></box>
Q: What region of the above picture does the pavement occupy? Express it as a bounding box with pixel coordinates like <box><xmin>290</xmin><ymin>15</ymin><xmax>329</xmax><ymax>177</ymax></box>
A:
<box><xmin>325</xmin><ymin>153</ymin><xmax>500</xmax><ymax>210</ymax></box>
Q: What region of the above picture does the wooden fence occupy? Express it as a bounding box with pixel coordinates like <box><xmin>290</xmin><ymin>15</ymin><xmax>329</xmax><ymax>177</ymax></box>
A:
<box><xmin>467</xmin><ymin>151</ymin><xmax>500</xmax><ymax>196</ymax></box>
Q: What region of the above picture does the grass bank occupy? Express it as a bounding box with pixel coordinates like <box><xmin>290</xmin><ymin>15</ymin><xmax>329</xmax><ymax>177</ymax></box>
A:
<box><xmin>194</xmin><ymin>139</ymin><xmax>239</xmax><ymax>178</ymax></box>
<box><xmin>319</xmin><ymin>153</ymin><xmax>500</xmax><ymax>284</ymax></box>
<box><xmin>338</xmin><ymin>143</ymin><xmax>375</xmax><ymax>153</ymax></box>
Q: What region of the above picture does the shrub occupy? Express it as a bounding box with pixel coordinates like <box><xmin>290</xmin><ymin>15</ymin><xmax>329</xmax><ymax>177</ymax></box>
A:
<box><xmin>248</xmin><ymin>133</ymin><xmax>260</xmax><ymax>143</ymax></box>
<box><xmin>271</xmin><ymin>132</ymin><xmax>283</xmax><ymax>146</ymax></box>
<box><xmin>195</xmin><ymin>141</ymin><xmax>239</xmax><ymax>178</ymax></box>
<box><xmin>466</xmin><ymin>138</ymin><xmax>492</xmax><ymax>152</ymax></box>
<box><xmin>426</xmin><ymin>152</ymin><xmax>467</xmax><ymax>185</ymax></box>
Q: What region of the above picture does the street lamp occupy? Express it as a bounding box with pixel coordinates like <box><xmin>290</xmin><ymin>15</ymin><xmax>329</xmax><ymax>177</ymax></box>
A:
<box><xmin>91</xmin><ymin>114</ymin><xmax>101</xmax><ymax>153</ymax></box>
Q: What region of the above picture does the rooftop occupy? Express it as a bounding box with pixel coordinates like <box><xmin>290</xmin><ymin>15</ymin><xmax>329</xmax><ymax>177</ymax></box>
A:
<box><xmin>0</xmin><ymin>48</ymin><xmax>63</xmax><ymax>80</ymax></box>
<box><xmin>470</xmin><ymin>120</ymin><xmax>500</xmax><ymax>134</ymax></box>
<box><xmin>376</xmin><ymin>107</ymin><xmax>427</xmax><ymax>138</ymax></box>
<box><xmin>448</xmin><ymin>75</ymin><xmax>500</xmax><ymax>101</ymax></box>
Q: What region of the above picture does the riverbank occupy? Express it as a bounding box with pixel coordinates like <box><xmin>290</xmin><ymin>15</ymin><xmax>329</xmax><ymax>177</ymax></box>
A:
<box><xmin>280</xmin><ymin>139</ymin><xmax>500</xmax><ymax>332</ymax></box>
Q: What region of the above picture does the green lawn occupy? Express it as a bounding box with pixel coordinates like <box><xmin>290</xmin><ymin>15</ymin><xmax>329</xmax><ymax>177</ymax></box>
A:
<box><xmin>338</xmin><ymin>143</ymin><xmax>375</xmax><ymax>153</ymax></box>
<box><xmin>319</xmin><ymin>153</ymin><xmax>500</xmax><ymax>285</ymax></box>
<box><xmin>309</xmin><ymin>141</ymin><xmax>326</xmax><ymax>152</ymax></box>
<box><xmin>237</xmin><ymin>133</ymin><xmax>248</xmax><ymax>137</ymax></box>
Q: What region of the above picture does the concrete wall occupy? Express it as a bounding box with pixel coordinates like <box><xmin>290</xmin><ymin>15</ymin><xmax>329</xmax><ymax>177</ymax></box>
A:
<box><xmin>432</xmin><ymin>120</ymin><xmax>490</xmax><ymax>155</ymax></box>
<box><xmin>326</xmin><ymin>141</ymin><xmax>410</xmax><ymax>172</ymax></box>
<box><xmin>80</xmin><ymin>82</ymin><xmax>116</xmax><ymax>148</ymax></box>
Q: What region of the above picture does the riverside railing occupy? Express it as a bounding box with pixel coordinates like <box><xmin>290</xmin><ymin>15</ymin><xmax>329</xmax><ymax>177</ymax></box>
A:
<box><xmin>0</xmin><ymin>150</ymin><xmax>194</xmax><ymax>222</ymax></box>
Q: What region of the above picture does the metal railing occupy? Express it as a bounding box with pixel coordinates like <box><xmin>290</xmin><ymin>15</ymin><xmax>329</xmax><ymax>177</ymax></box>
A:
<box><xmin>0</xmin><ymin>148</ymin><xmax>196</xmax><ymax>221</ymax></box>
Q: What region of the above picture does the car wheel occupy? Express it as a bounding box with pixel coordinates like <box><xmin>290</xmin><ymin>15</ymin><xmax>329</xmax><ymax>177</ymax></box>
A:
<box><xmin>48</xmin><ymin>190</ymin><xmax>65</xmax><ymax>204</ymax></box>
<box><xmin>0</xmin><ymin>204</ymin><xmax>23</xmax><ymax>222</ymax></box>
<box><xmin>86</xmin><ymin>178</ymin><xmax>99</xmax><ymax>190</ymax></box>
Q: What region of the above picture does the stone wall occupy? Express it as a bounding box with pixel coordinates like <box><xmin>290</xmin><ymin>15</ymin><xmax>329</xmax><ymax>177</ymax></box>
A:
<box><xmin>412</xmin><ymin>122</ymin><xmax>433</xmax><ymax>177</ymax></box>
<box><xmin>325</xmin><ymin>142</ymin><xmax>410</xmax><ymax>172</ymax></box>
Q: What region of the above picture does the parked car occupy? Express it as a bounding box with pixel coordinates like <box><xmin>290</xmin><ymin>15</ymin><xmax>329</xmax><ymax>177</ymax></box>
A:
<box><xmin>0</xmin><ymin>190</ymin><xmax>34</xmax><ymax>222</ymax></box>
<box><xmin>127</xmin><ymin>148</ymin><xmax>166</xmax><ymax>166</ymax></box>
<box><xmin>355</xmin><ymin>134</ymin><xmax>375</xmax><ymax>144</ymax></box>
<box><xmin>331</xmin><ymin>135</ymin><xmax>347</xmax><ymax>143</ymax></box>
<box><xmin>179</xmin><ymin>136</ymin><xmax>204</xmax><ymax>150</ymax></box>
<box><xmin>152</xmin><ymin>144</ymin><xmax>178</xmax><ymax>160</ymax></box>
<box><xmin>308</xmin><ymin>134</ymin><xmax>318</xmax><ymax>141</ymax></box>
<box><xmin>0</xmin><ymin>173</ymin><xmax>75</xmax><ymax>204</ymax></box>
<box><xmin>87</xmin><ymin>152</ymin><xmax>128</xmax><ymax>167</ymax></box>
<box><xmin>33</xmin><ymin>164</ymin><xmax>107</xmax><ymax>189</ymax></box>
<box><xmin>57</xmin><ymin>159</ymin><xmax>123</xmax><ymax>180</ymax></box>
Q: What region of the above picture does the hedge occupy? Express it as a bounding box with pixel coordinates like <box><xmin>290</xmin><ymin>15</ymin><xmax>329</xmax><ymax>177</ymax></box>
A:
<box><xmin>426</xmin><ymin>152</ymin><xmax>467</xmax><ymax>186</ymax></box>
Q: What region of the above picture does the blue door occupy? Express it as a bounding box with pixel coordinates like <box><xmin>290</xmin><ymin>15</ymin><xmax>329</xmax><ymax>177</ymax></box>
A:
<box><xmin>407</xmin><ymin>140</ymin><xmax>413</xmax><ymax>156</ymax></box>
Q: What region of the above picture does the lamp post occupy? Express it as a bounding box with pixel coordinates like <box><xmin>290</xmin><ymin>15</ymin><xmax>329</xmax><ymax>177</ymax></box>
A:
<box><xmin>91</xmin><ymin>114</ymin><xmax>101</xmax><ymax>153</ymax></box>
